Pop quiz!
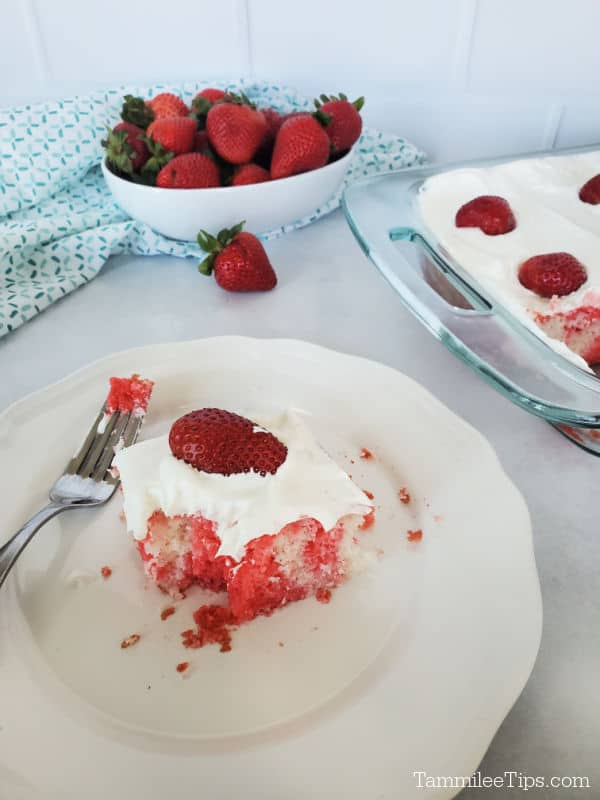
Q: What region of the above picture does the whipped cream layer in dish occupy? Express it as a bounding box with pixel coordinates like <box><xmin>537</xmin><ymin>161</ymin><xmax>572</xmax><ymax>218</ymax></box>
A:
<box><xmin>417</xmin><ymin>151</ymin><xmax>600</xmax><ymax>369</ymax></box>
<box><xmin>114</xmin><ymin>409</ymin><xmax>372</xmax><ymax>561</ymax></box>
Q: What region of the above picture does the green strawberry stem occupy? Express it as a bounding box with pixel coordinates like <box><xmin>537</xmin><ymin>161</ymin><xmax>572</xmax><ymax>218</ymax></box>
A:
<box><xmin>221</xmin><ymin>91</ymin><xmax>256</xmax><ymax>109</ymax></box>
<box><xmin>191</xmin><ymin>96</ymin><xmax>212</xmax><ymax>117</ymax></box>
<box><xmin>197</xmin><ymin>221</ymin><xmax>245</xmax><ymax>275</ymax></box>
<box><xmin>102</xmin><ymin>127</ymin><xmax>136</xmax><ymax>175</ymax></box>
<box><xmin>139</xmin><ymin>135</ymin><xmax>174</xmax><ymax>181</ymax></box>
<box><xmin>314</xmin><ymin>93</ymin><xmax>365</xmax><ymax>112</ymax></box>
<box><xmin>313</xmin><ymin>108</ymin><xmax>332</xmax><ymax>127</ymax></box>
<box><xmin>121</xmin><ymin>94</ymin><xmax>154</xmax><ymax>128</ymax></box>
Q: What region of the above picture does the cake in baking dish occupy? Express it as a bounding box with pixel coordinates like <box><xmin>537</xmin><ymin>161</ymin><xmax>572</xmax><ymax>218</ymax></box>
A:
<box><xmin>418</xmin><ymin>150</ymin><xmax>600</xmax><ymax>368</ymax></box>
<box><xmin>114</xmin><ymin>408</ymin><xmax>374</xmax><ymax>623</ymax></box>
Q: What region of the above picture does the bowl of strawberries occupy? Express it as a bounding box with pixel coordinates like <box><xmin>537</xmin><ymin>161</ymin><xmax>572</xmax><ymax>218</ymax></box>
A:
<box><xmin>101</xmin><ymin>88</ymin><xmax>364</xmax><ymax>241</ymax></box>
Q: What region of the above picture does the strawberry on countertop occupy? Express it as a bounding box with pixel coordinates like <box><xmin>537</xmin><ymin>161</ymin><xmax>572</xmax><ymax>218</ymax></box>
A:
<box><xmin>270</xmin><ymin>113</ymin><xmax>330</xmax><ymax>179</ymax></box>
<box><xmin>169</xmin><ymin>408</ymin><xmax>288</xmax><ymax>476</ymax></box>
<box><xmin>314</xmin><ymin>92</ymin><xmax>364</xmax><ymax>154</ymax></box>
<box><xmin>455</xmin><ymin>195</ymin><xmax>517</xmax><ymax>236</ymax></box>
<box><xmin>156</xmin><ymin>152</ymin><xmax>220</xmax><ymax>188</ymax></box>
<box><xmin>206</xmin><ymin>94</ymin><xmax>267</xmax><ymax>165</ymax></box>
<box><xmin>579</xmin><ymin>174</ymin><xmax>600</xmax><ymax>205</ymax></box>
<box><xmin>197</xmin><ymin>221</ymin><xmax>277</xmax><ymax>292</ymax></box>
<box><xmin>518</xmin><ymin>252</ymin><xmax>588</xmax><ymax>298</ymax></box>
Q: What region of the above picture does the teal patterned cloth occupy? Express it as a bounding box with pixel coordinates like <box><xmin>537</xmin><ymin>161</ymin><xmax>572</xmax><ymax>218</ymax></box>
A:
<box><xmin>0</xmin><ymin>79</ymin><xmax>424</xmax><ymax>337</ymax></box>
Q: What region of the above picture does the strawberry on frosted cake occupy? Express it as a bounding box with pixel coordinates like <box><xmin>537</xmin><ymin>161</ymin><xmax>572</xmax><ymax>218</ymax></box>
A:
<box><xmin>113</xmin><ymin>408</ymin><xmax>374</xmax><ymax>624</ymax></box>
<box><xmin>417</xmin><ymin>150</ymin><xmax>600</xmax><ymax>368</ymax></box>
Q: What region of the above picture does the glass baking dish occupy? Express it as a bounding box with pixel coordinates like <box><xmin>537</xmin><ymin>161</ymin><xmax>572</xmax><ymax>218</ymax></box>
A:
<box><xmin>342</xmin><ymin>144</ymin><xmax>600</xmax><ymax>456</ymax></box>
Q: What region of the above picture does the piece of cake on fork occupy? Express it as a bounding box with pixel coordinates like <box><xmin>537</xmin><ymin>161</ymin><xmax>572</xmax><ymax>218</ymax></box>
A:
<box><xmin>114</xmin><ymin>408</ymin><xmax>374</xmax><ymax>623</ymax></box>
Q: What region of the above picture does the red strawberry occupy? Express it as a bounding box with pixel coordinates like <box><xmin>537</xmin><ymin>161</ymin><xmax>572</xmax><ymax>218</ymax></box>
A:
<box><xmin>169</xmin><ymin>408</ymin><xmax>287</xmax><ymax>475</ymax></box>
<box><xmin>518</xmin><ymin>252</ymin><xmax>587</xmax><ymax>298</ymax></box>
<box><xmin>314</xmin><ymin>93</ymin><xmax>364</xmax><ymax>153</ymax></box>
<box><xmin>254</xmin><ymin>107</ymin><xmax>283</xmax><ymax>167</ymax></box>
<box><xmin>455</xmin><ymin>195</ymin><xmax>516</xmax><ymax>235</ymax></box>
<box><xmin>270</xmin><ymin>114</ymin><xmax>330</xmax><ymax>179</ymax></box>
<box><xmin>282</xmin><ymin>111</ymin><xmax>308</xmax><ymax>123</ymax></box>
<box><xmin>102</xmin><ymin>122</ymin><xmax>149</xmax><ymax>174</ymax></box>
<box><xmin>197</xmin><ymin>221</ymin><xmax>277</xmax><ymax>292</ymax></box>
<box><xmin>231</xmin><ymin>163</ymin><xmax>270</xmax><ymax>186</ymax></box>
<box><xmin>579</xmin><ymin>174</ymin><xmax>600</xmax><ymax>205</ymax></box>
<box><xmin>206</xmin><ymin>100</ymin><xmax>267</xmax><ymax>164</ymax></box>
<box><xmin>192</xmin><ymin>87</ymin><xmax>227</xmax><ymax>116</ymax></box>
<box><xmin>262</xmin><ymin>108</ymin><xmax>283</xmax><ymax>142</ymax></box>
<box><xmin>198</xmin><ymin>88</ymin><xmax>226</xmax><ymax>104</ymax></box>
<box><xmin>194</xmin><ymin>130</ymin><xmax>210</xmax><ymax>151</ymax></box>
<box><xmin>146</xmin><ymin>116</ymin><xmax>196</xmax><ymax>155</ymax></box>
<box><xmin>156</xmin><ymin>153</ymin><xmax>220</xmax><ymax>189</ymax></box>
<box><xmin>148</xmin><ymin>92</ymin><xmax>189</xmax><ymax>119</ymax></box>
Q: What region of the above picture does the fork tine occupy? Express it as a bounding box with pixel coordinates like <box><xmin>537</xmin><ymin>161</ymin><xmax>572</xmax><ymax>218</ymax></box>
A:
<box><xmin>92</xmin><ymin>413</ymin><xmax>132</xmax><ymax>482</ymax></box>
<box><xmin>121</xmin><ymin>413</ymin><xmax>144</xmax><ymax>449</ymax></box>
<box><xmin>76</xmin><ymin>412</ymin><xmax>121</xmax><ymax>479</ymax></box>
<box><xmin>65</xmin><ymin>407</ymin><xmax>107</xmax><ymax>475</ymax></box>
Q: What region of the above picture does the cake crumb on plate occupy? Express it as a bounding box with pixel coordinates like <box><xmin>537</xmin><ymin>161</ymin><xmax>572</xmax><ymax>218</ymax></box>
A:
<box><xmin>120</xmin><ymin>633</ymin><xmax>141</xmax><ymax>649</ymax></box>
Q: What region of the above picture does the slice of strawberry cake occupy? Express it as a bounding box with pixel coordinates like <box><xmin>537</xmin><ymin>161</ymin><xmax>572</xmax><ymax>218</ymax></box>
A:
<box><xmin>113</xmin><ymin>408</ymin><xmax>374</xmax><ymax>623</ymax></box>
<box><xmin>418</xmin><ymin>150</ymin><xmax>600</xmax><ymax>368</ymax></box>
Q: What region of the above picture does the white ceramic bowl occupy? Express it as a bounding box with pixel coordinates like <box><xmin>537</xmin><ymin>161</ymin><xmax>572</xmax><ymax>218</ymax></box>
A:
<box><xmin>101</xmin><ymin>150</ymin><xmax>353</xmax><ymax>240</ymax></box>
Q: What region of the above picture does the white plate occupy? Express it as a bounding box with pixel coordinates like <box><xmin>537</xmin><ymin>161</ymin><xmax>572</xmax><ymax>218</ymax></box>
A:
<box><xmin>0</xmin><ymin>337</ymin><xmax>542</xmax><ymax>800</ymax></box>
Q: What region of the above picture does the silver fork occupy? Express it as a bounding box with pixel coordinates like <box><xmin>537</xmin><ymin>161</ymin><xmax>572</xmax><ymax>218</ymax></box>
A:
<box><xmin>0</xmin><ymin>403</ymin><xmax>145</xmax><ymax>589</ymax></box>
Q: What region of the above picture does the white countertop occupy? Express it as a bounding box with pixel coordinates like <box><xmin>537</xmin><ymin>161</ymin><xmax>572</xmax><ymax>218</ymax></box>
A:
<box><xmin>1</xmin><ymin>210</ymin><xmax>598</xmax><ymax>797</ymax></box>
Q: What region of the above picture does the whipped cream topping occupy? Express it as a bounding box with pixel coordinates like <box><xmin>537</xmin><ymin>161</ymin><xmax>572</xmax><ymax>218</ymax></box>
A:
<box><xmin>418</xmin><ymin>151</ymin><xmax>600</xmax><ymax>368</ymax></box>
<box><xmin>113</xmin><ymin>409</ymin><xmax>372</xmax><ymax>561</ymax></box>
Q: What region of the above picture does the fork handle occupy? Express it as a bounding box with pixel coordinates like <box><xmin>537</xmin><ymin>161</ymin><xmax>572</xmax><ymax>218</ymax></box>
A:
<box><xmin>0</xmin><ymin>502</ymin><xmax>68</xmax><ymax>590</ymax></box>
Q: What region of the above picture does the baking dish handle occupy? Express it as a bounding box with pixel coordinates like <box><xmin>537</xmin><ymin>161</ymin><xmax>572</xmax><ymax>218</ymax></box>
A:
<box><xmin>346</xmin><ymin>207</ymin><xmax>600</xmax><ymax>441</ymax></box>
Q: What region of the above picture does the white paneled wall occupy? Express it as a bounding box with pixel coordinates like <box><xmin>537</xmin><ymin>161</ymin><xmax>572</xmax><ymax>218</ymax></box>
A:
<box><xmin>1</xmin><ymin>0</ymin><xmax>599</xmax><ymax>162</ymax></box>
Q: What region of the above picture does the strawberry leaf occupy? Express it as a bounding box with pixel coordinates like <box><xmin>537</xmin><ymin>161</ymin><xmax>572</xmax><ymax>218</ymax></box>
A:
<box><xmin>121</xmin><ymin>94</ymin><xmax>154</xmax><ymax>129</ymax></box>
<box><xmin>140</xmin><ymin>135</ymin><xmax>173</xmax><ymax>178</ymax></box>
<box><xmin>217</xmin><ymin>229</ymin><xmax>230</xmax><ymax>246</ymax></box>
<box><xmin>223</xmin><ymin>91</ymin><xmax>256</xmax><ymax>109</ymax></box>
<box><xmin>230</xmin><ymin>220</ymin><xmax>246</xmax><ymax>237</ymax></box>
<box><xmin>198</xmin><ymin>254</ymin><xmax>215</xmax><ymax>275</ymax></box>
<box><xmin>191</xmin><ymin>96</ymin><xmax>212</xmax><ymax>117</ymax></box>
<box><xmin>102</xmin><ymin>128</ymin><xmax>135</xmax><ymax>175</ymax></box>
<box><xmin>197</xmin><ymin>231</ymin><xmax>212</xmax><ymax>252</ymax></box>
<box><xmin>313</xmin><ymin>108</ymin><xmax>332</xmax><ymax>127</ymax></box>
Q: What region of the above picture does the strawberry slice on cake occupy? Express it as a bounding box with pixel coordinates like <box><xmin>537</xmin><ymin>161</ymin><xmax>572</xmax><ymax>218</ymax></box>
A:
<box><xmin>114</xmin><ymin>408</ymin><xmax>374</xmax><ymax>624</ymax></box>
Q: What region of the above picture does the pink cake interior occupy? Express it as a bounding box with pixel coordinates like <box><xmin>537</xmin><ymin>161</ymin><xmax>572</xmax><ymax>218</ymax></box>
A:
<box><xmin>534</xmin><ymin>305</ymin><xmax>600</xmax><ymax>365</ymax></box>
<box><xmin>106</xmin><ymin>374</ymin><xmax>154</xmax><ymax>415</ymax></box>
<box><xmin>137</xmin><ymin>508</ymin><xmax>374</xmax><ymax>623</ymax></box>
